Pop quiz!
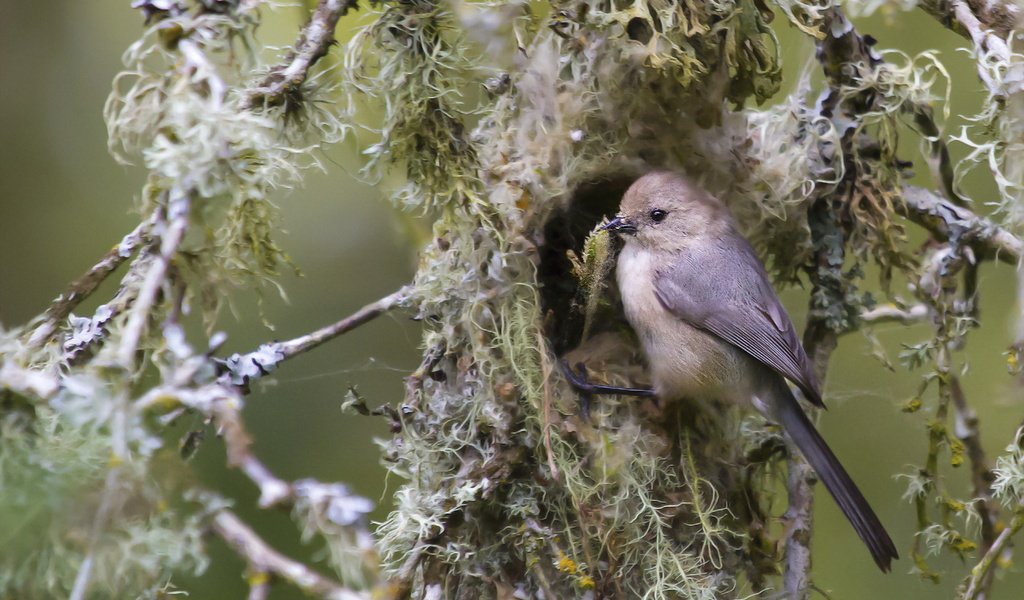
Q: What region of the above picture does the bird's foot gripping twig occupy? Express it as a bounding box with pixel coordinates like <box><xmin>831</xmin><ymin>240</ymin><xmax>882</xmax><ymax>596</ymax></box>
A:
<box><xmin>560</xmin><ymin>359</ymin><xmax>656</xmax><ymax>408</ymax></box>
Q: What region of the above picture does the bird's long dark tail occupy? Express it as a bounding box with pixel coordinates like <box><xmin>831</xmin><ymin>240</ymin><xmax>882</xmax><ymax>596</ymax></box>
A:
<box><xmin>770</xmin><ymin>384</ymin><xmax>899</xmax><ymax>572</ymax></box>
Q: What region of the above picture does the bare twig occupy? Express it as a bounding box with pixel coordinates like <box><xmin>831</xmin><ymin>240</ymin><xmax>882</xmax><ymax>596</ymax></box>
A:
<box><xmin>212</xmin><ymin>392</ymin><xmax>295</xmax><ymax>508</ymax></box>
<box><xmin>211</xmin><ymin>509</ymin><xmax>368</xmax><ymax>600</ymax></box>
<box><xmin>783</xmin><ymin>450</ymin><xmax>817</xmax><ymax>600</ymax></box>
<box><xmin>26</xmin><ymin>219</ymin><xmax>151</xmax><ymax>347</ymax></box>
<box><xmin>911</xmin><ymin>107</ymin><xmax>969</xmax><ymax>207</ymax></box>
<box><xmin>245</xmin><ymin>0</ymin><xmax>357</xmax><ymax>108</ymax></box>
<box><xmin>277</xmin><ymin>287</ymin><xmax>410</xmax><ymax>358</ymax></box>
<box><xmin>247</xmin><ymin>577</ymin><xmax>271</xmax><ymax>600</ymax></box>
<box><xmin>137</xmin><ymin>288</ymin><xmax>411</xmax><ymax>507</ymax></box>
<box><xmin>136</xmin><ymin>376</ymin><xmax>294</xmax><ymax>507</ymax></box>
<box><xmin>786</xmin><ymin>312</ymin><xmax>839</xmax><ymax>599</ymax></box>
<box><xmin>538</xmin><ymin>334</ymin><xmax>559</xmax><ymax>481</ymax></box>
<box><xmin>221</xmin><ymin>286</ymin><xmax>411</xmax><ymax>386</ymax></box>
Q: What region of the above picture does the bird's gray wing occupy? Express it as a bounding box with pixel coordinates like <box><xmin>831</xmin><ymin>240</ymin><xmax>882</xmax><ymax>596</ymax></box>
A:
<box><xmin>653</xmin><ymin>231</ymin><xmax>823</xmax><ymax>407</ymax></box>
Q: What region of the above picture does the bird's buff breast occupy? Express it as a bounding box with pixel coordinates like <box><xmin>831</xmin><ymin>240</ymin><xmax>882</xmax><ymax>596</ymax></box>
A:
<box><xmin>616</xmin><ymin>244</ymin><xmax>748</xmax><ymax>402</ymax></box>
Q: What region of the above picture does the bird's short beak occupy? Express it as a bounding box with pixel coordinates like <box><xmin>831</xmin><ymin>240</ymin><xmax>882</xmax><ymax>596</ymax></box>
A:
<box><xmin>600</xmin><ymin>216</ymin><xmax>637</xmax><ymax>235</ymax></box>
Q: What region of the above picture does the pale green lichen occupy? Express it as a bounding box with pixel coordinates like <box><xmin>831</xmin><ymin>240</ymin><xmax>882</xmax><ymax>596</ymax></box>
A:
<box><xmin>2</xmin><ymin>2</ymin><xmax>369</xmax><ymax>596</ymax></box>
<box><xmin>104</xmin><ymin>4</ymin><xmax>343</xmax><ymax>325</ymax></box>
<box><xmin>992</xmin><ymin>428</ymin><xmax>1024</xmax><ymax>507</ymax></box>
<box><xmin>0</xmin><ymin>406</ymin><xmax>206</xmax><ymax>598</ymax></box>
<box><xmin>952</xmin><ymin>40</ymin><xmax>1024</xmax><ymax>225</ymax></box>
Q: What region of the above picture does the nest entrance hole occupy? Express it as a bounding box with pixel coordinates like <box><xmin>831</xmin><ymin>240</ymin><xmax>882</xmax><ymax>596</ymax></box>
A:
<box><xmin>537</xmin><ymin>174</ymin><xmax>638</xmax><ymax>355</ymax></box>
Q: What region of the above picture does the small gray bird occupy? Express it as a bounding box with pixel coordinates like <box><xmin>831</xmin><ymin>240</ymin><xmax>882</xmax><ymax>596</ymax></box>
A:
<box><xmin>586</xmin><ymin>170</ymin><xmax>898</xmax><ymax>571</ymax></box>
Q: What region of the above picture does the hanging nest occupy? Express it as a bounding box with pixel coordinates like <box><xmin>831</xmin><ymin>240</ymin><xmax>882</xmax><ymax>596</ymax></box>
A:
<box><xmin>343</xmin><ymin>0</ymin><xmax>858</xmax><ymax>596</ymax></box>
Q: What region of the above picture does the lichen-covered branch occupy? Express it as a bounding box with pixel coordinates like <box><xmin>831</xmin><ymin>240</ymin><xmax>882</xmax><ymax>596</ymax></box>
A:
<box><xmin>900</xmin><ymin>186</ymin><xmax>1023</xmax><ymax>264</ymax></box>
<box><xmin>117</xmin><ymin>197</ymin><xmax>190</xmax><ymax>368</ymax></box>
<box><xmin>961</xmin><ymin>513</ymin><xmax>1024</xmax><ymax>600</ymax></box>
<box><xmin>0</xmin><ymin>2</ymin><xmax>383</xmax><ymax>597</ymax></box>
<box><xmin>786</xmin><ymin>196</ymin><xmax>845</xmax><ymax>600</ymax></box>
<box><xmin>918</xmin><ymin>0</ymin><xmax>1019</xmax><ymax>82</ymax></box>
<box><xmin>220</xmin><ymin>286</ymin><xmax>410</xmax><ymax>386</ymax></box>
<box><xmin>780</xmin><ymin>7</ymin><xmax>882</xmax><ymax>595</ymax></box>
<box><xmin>949</xmin><ymin>376</ymin><xmax>999</xmax><ymax>594</ymax></box>
<box><xmin>245</xmin><ymin>0</ymin><xmax>356</xmax><ymax>108</ymax></box>
<box><xmin>25</xmin><ymin>219</ymin><xmax>151</xmax><ymax>348</ymax></box>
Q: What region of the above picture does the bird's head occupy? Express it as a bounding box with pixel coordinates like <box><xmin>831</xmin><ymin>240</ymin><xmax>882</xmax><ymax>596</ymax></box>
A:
<box><xmin>602</xmin><ymin>171</ymin><xmax>730</xmax><ymax>251</ymax></box>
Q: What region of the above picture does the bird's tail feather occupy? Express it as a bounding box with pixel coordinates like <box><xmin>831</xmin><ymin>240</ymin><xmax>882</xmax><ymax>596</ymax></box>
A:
<box><xmin>772</xmin><ymin>386</ymin><xmax>899</xmax><ymax>572</ymax></box>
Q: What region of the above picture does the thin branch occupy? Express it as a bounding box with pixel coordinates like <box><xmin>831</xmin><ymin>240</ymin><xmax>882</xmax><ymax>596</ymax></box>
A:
<box><xmin>900</xmin><ymin>186</ymin><xmax>1023</xmax><ymax>265</ymax></box>
<box><xmin>26</xmin><ymin>219</ymin><xmax>150</xmax><ymax>347</ymax></box>
<box><xmin>136</xmin><ymin>375</ymin><xmax>295</xmax><ymax>507</ymax></box>
<box><xmin>786</xmin><ymin>200</ymin><xmax>845</xmax><ymax>599</ymax></box>
<box><xmin>277</xmin><ymin>286</ymin><xmax>410</xmax><ymax>358</ymax></box>
<box><xmin>247</xmin><ymin>577</ymin><xmax>271</xmax><ymax>600</ymax></box>
<box><xmin>784</xmin><ymin>451</ymin><xmax>817</xmax><ymax>600</ymax></box>
<box><xmin>69</xmin><ymin>469</ymin><xmax>125</xmax><ymax>600</ymax></box>
<box><xmin>911</xmin><ymin>106</ymin><xmax>969</xmax><ymax>207</ymax></box>
<box><xmin>918</xmin><ymin>0</ymin><xmax>1017</xmax><ymax>94</ymax></box>
<box><xmin>919</xmin><ymin>0</ymin><xmax>1020</xmax><ymax>40</ymax></box>
<box><xmin>212</xmin><ymin>392</ymin><xmax>295</xmax><ymax>508</ymax></box>
<box><xmin>220</xmin><ymin>286</ymin><xmax>411</xmax><ymax>386</ymax></box>
<box><xmin>538</xmin><ymin>333</ymin><xmax>560</xmax><ymax>481</ymax></box>
<box><xmin>210</xmin><ymin>509</ymin><xmax>368</xmax><ymax>600</ymax></box>
<box><xmin>962</xmin><ymin>514</ymin><xmax>1024</xmax><ymax>600</ymax></box>
<box><xmin>117</xmin><ymin>196</ymin><xmax>190</xmax><ymax>367</ymax></box>
<box><xmin>245</xmin><ymin>0</ymin><xmax>357</xmax><ymax>108</ymax></box>
<box><xmin>949</xmin><ymin>375</ymin><xmax>1000</xmax><ymax>597</ymax></box>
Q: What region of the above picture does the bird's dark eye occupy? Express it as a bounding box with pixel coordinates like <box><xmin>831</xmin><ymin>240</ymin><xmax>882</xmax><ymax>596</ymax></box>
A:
<box><xmin>650</xmin><ymin>209</ymin><xmax>668</xmax><ymax>223</ymax></box>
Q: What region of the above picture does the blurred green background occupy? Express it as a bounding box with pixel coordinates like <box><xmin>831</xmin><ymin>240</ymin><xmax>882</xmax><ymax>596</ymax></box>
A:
<box><xmin>1</xmin><ymin>2</ymin><xmax>1021</xmax><ymax>598</ymax></box>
